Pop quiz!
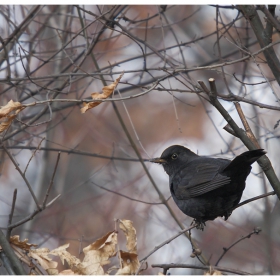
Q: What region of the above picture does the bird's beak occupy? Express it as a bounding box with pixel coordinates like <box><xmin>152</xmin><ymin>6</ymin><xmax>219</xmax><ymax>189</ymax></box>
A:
<box><xmin>149</xmin><ymin>157</ymin><xmax>167</xmax><ymax>164</ymax></box>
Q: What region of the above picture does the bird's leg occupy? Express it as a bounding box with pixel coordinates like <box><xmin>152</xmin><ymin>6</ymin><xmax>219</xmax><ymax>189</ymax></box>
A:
<box><xmin>191</xmin><ymin>219</ymin><xmax>206</xmax><ymax>231</ymax></box>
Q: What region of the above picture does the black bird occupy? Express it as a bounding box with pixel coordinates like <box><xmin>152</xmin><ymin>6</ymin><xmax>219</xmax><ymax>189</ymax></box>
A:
<box><xmin>150</xmin><ymin>145</ymin><xmax>266</xmax><ymax>229</ymax></box>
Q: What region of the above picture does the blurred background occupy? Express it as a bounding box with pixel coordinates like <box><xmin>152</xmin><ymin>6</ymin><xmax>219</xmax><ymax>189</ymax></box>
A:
<box><xmin>0</xmin><ymin>4</ymin><xmax>280</xmax><ymax>275</ymax></box>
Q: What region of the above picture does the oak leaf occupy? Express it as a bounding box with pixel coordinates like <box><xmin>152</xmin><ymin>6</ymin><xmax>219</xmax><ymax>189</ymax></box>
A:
<box><xmin>79</xmin><ymin>231</ymin><xmax>117</xmax><ymax>275</ymax></box>
<box><xmin>28</xmin><ymin>247</ymin><xmax>58</xmax><ymax>275</ymax></box>
<box><xmin>119</xmin><ymin>219</ymin><xmax>137</xmax><ymax>254</ymax></box>
<box><xmin>116</xmin><ymin>250</ymin><xmax>140</xmax><ymax>275</ymax></box>
<box><xmin>49</xmin><ymin>243</ymin><xmax>81</xmax><ymax>269</ymax></box>
<box><xmin>10</xmin><ymin>235</ymin><xmax>37</xmax><ymax>251</ymax></box>
<box><xmin>116</xmin><ymin>219</ymin><xmax>140</xmax><ymax>274</ymax></box>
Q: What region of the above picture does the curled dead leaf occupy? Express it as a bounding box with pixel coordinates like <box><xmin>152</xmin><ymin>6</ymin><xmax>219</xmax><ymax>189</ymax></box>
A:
<box><xmin>0</xmin><ymin>100</ymin><xmax>23</xmax><ymax>118</ymax></box>
<box><xmin>0</xmin><ymin>100</ymin><xmax>25</xmax><ymax>133</ymax></box>
<box><xmin>116</xmin><ymin>250</ymin><xmax>140</xmax><ymax>275</ymax></box>
<box><xmin>23</xmin><ymin>219</ymin><xmax>140</xmax><ymax>275</ymax></box>
<box><xmin>119</xmin><ymin>219</ymin><xmax>137</xmax><ymax>254</ymax></box>
<box><xmin>28</xmin><ymin>247</ymin><xmax>58</xmax><ymax>274</ymax></box>
<box><xmin>81</xmin><ymin>73</ymin><xmax>123</xmax><ymax>113</ymax></box>
<box><xmin>10</xmin><ymin>235</ymin><xmax>37</xmax><ymax>251</ymax></box>
<box><xmin>79</xmin><ymin>231</ymin><xmax>117</xmax><ymax>275</ymax></box>
<box><xmin>49</xmin><ymin>243</ymin><xmax>80</xmax><ymax>268</ymax></box>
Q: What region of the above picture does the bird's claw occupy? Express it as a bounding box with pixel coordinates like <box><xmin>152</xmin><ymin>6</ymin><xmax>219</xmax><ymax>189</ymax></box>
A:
<box><xmin>191</xmin><ymin>219</ymin><xmax>206</xmax><ymax>231</ymax></box>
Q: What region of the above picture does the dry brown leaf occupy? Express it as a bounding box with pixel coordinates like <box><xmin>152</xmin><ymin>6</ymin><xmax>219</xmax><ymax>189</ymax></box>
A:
<box><xmin>116</xmin><ymin>220</ymin><xmax>139</xmax><ymax>275</ymax></box>
<box><xmin>0</xmin><ymin>100</ymin><xmax>24</xmax><ymax>118</ymax></box>
<box><xmin>119</xmin><ymin>219</ymin><xmax>137</xmax><ymax>254</ymax></box>
<box><xmin>78</xmin><ymin>231</ymin><xmax>117</xmax><ymax>275</ymax></box>
<box><xmin>116</xmin><ymin>250</ymin><xmax>140</xmax><ymax>275</ymax></box>
<box><xmin>0</xmin><ymin>115</ymin><xmax>16</xmax><ymax>133</ymax></box>
<box><xmin>80</xmin><ymin>73</ymin><xmax>123</xmax><ymax>113</ymax></box>
<box><xmin>24</xmin><ymin>220</ymin><xmax>140</xmax><ymax>275</ymax></box>
<box><xmin>10</xmin><ymin>235</ymin><xmax>37</xmax><ymax>251</ymax></box>
<box><xmin>80</xmin><ymin>102</ymin><xmax>97</xmax><ymax>113</ymax></box>
<box><xmin>28</xmin><ymin>247</ymin><xmax>58</xmax><ymax>274</ymax></box>
<box><xmin>0</xmin><ymin>100</ymin><xmax>25</xmax><ymax>133</ymax></box>
<box><xmin>49</xmin><ymin>243</ymin><xmax>80</xmax><ymax>269</ymax></box>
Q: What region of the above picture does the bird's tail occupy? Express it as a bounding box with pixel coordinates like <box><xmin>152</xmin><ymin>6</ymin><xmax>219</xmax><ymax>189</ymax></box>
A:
<box><xmin>223</xmin><ymin>149</ymin><xmax>266</xmax><ymax>172</ymax></box>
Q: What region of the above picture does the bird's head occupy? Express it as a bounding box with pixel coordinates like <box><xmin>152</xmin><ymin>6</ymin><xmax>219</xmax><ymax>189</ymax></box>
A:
<box><xmin>149</xmin><ymin>145</ymin><xmax>198</xmax><ymax>176</ymax></box>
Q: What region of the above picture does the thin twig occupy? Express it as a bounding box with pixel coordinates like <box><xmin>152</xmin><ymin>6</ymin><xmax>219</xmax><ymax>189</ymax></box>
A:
<box><xmin>1</xmin><ymin>144</ymin><xmax>41</xmax><ymax>210</ymax></box>
<box><xmin>0</xmin><ymin>145</ymin><xmax>148</xmax><ymax>162</ymax></box>
<box><xmin>151</xmin><ymin>263</ymin><xmax>251</xmax><ymax>275</ymax></box>
<box><xmin>23</xmin><ymin>137</ymin><xmax>45</xmax><ymax>175</ymax></box>
<box><xmin>234</xmin><ymin>102</ymin><xmax>261</xmax><ymax>149</ymax></box>
<box><xmin>138</xmin><ymin>224</ymin><xmax>196</xmax><ymax>265</ymax></box>
<box><xmin>233</xmin><ymin>191</ymin><xmax>276</xmax><ymax>210</ymax></box>
<box><xmin>215</xmin><ymin>227</ymin><xmax>262</xmax><ymax>266</ymax></box>
<box><xmin>42</xmin><ymin>151</ymin><xmax>61</xmax><ymax>208</ymax></box>
<box><xmin>96</xmin><ymin>184</ymin><xmax>169</xmax><ymax>205</ymax></box>
<box><xmin>6</xmin><ymin>189</ymin><xmax>17</xmax><ymax>239</ymax></box>
<box><xmin>7</xmin><ymin>194</ymin><xmax>60</xmax><ymax>230</ymax></box>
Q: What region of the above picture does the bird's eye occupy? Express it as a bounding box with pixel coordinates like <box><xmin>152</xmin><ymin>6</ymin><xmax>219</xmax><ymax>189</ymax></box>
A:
<box><xmin>171</xmin><ymin>153</ymin><xmax>178</xmax><ymax>160</ymax></box>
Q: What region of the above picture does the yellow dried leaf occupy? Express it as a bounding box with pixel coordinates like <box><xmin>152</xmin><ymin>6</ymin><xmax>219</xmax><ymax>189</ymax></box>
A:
<box><xmin>0</xmin><ymin>100</ymin><xmax>24</xmax><ymax>118</ymax></box>
<box><xmin>10</xmin><ymin>235</ymin><xmax>37</xmax><ymax>251</ymax></box>
<box><xmin>49</xmin><ymin>243</ymin><xmax>80</xmax><ymax>268</ymax></box>
<box><xmin>0</xmin><ymin>100</ymin><xmax>25</xmax><ymax>133</ymax></box>
<box><xmin>116</xmin><ymin>250</ymin><xmax>140</xmax><ymax>275</ymax></box>
<box><xmin>0</xmin><ymin>115</ymin><xmax>16</xmax><ymax>133</ymax></box>
<box><xmin>91</xmin><ymin>73</ymin><xmax>123</xmax><ymax>100</ymax></box>
<box><xmin>81</xmin><ymin>73</ymin><xmax>123</xmax><ymax>113</ymax></box>
<box><xmin>28</xmin><ymin>247</ymin><xmax>58</xmax><ymax>272</ymax></box>
<box><xmin>79</xmin><ymin>231</ymin><xmax>117</xmax><ymax>275</ymax></box>
<box><xmin>119</xmin><ymin>219</ymin><xmax>137</xmax><ymax>254</ymax></box>
<box><xmin>80</xmin><ymin>102</ymin><xmax>98</xmax><ymax>113</ymax></box>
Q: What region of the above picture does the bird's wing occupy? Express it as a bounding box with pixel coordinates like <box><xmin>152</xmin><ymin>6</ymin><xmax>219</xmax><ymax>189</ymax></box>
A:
<box><xmin>172</xmin><ymin>163</ymin><xmax>231</xmax><ymax>199</ymax></box>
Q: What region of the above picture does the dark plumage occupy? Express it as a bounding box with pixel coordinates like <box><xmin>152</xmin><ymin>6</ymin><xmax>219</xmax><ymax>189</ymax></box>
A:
<box><xmin>150</xmin><ymin>145</ymin><xmax>266</xmax><ymax>228</ymax></box>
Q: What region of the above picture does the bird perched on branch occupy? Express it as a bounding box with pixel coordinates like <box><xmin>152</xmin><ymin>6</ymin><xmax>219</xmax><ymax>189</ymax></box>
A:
<box><xmin>150</xmin><ymin>145</ymin><xmax>266</xmax><ymax>229</ymax></box>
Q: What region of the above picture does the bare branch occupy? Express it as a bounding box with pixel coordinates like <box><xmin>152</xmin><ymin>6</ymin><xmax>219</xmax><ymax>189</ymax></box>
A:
<box><xmin>151</xmin><ymin>263</ymin><xmax>251</xmax><ymax>275</ymax></box>
<box><xmin>215</xmin><ymin>227</ymin><xmax>262</xmax><ymax>266</ymax></box>
<box><xmin>198</xmin><ymin>78</ymin><xmax>280</xmax><ymax>200</ymax></box>
<box><xmin>23</xmin><ymin>137</ymin><xmax>45</xmax><ymax>175</ymax></box>
<box><xmin>0</xmin><ymin>230</ymin><xmax>26</xmax><ymax>275</ymax></box>
<box><xmin>6</xmin><ymin>189</ymin><xmax>17</xmax><ymax>239</ymax></box>
<box><xmin>1</xmin><ymin>144</ymin><xmax>41</xmax><ymax>210</ymax></box>
<box><xmin>42</xmin><ymin>151</ymin><xmax>61</xmax><ymax>208</ymax></box>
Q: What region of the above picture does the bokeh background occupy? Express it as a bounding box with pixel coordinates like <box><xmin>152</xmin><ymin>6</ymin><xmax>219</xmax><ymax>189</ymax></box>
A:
<box><xmin>0</xmin><ymin>5</ymin><xmax>280</xmax><ymax>275</ymax></box>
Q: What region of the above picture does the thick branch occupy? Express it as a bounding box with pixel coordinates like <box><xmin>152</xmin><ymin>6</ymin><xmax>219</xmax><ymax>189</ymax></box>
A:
<box><xmin>198</xmin><ymin>78</ymin><xmax>280</xmax><ymax>200</ymax></box>
<box><xmin>238</xmin><ymin>5</ymin><xmax>280</xmax><ymax>86</ymax></box>
<box><xmin>0</xmin><ymin>230</ymin><xmax>26</xmax><ymax>275</ymax></box>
